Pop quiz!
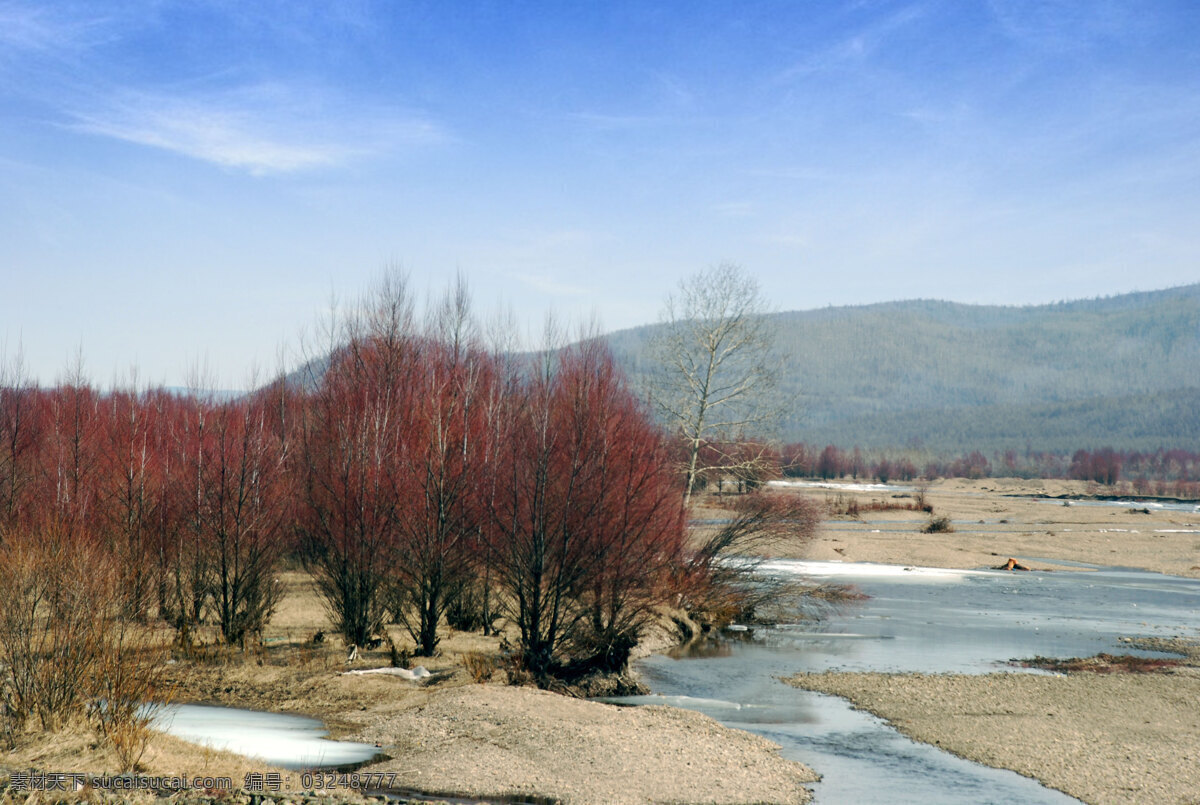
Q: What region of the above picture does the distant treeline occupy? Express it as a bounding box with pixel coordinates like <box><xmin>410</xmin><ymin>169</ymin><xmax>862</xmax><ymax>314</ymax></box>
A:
<box><xmin>777</xmin><ymin>443</ymin><xmax>1200</xmax><ymax>498</ymax></box>
<box><xmin>797</xmin><ymin>388</ymin><xmax>1200</xmax><ymax>454</ymax></box>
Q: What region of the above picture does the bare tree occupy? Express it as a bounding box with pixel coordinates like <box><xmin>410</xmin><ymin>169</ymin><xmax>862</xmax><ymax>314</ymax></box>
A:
<box><xmin>389</xmin><ymin>277</ymin><xmax>492</xmax><ymax>656</ymax></box>
<box><xmin>97</xmin><ymin>374</ymin><xmax>159</xmax><ymax>621</ymax></box>
<box><xmin>648</xmin><ymin>263</ymin><xmax>782</xmax><ymax>506</ymax></box>
<box><xmin>0</xmin><ymin>345</ymin><xmax>40</xmax><ymax>535</ymax></box>
<box><xmin>200</xmin><ymin>395</ymin><xmax>287</xmax><ymax>647</ymax></box>
<box><xmin>296</xmin><ymin>272</ymin><xmax>417</xmax><ymax>647</ymax></box>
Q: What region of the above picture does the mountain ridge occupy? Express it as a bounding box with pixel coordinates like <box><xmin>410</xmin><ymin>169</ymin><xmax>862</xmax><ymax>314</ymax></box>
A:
<box><xmin>607</xmin><ymin>283</ymin><xmax>1200</xmax><ymax>452</ymax></box>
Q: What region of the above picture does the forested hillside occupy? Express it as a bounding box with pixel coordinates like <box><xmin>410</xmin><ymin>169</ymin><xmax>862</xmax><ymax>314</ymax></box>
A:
<box><xmin>609</xmin><ymin>284</ymin><xmax>1200</xmax><ymax>451</ymax></box>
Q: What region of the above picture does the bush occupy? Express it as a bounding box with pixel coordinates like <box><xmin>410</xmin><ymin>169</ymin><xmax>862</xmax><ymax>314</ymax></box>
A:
<box><xmin>0</xmin><ymin>525</ymin><xmax>173</xmax><ymax>768</ymax></box>
<box><xmin>89</xmin><ymin>620</ymin><xmax>175</xmax><ymax>771</ymax></box>
<box><xmin>922</xmin><ymin>515</ymin><xmax>955</xmax><ymax>533</ymax></box>
<box><xmin>676</xmin><ymin>492</ymin><xmax>821</xmax><ymax>628</ymax></box>
<box><xmin>500</xmin><ymin>649</ymin><xmax>533</xmax><ymax>687</ymax></box>
<box><xmin>462</xmin><ymin>651</ymin><xmax>496</xmax><ymax>683</ymax></box>
<box><xmin>0</xmin><ymin>526</ymin><xmax>115</xmax><ymax>737</ymax></box>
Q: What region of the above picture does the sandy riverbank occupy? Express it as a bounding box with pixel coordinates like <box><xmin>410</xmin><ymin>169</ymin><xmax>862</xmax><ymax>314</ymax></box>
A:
<box><xmin>3</xmin><ymin>568</ymin><xmax>818</xmax><ymax>805</ymax></box>
<box><xmin>768</xmin><ymin>479</ymin><xmax>1200</xmax><ymax>804</ymax></box>
<box><xmin>346</xmin><ymin>684</ymin><xmax>816</xmax><ymax>805</ymax></box>
<box><xmin>788</xmin><ymin>659</ymin><xmax>1200</xmax><ymax>805</ymax></box>
<box><xmin>765</xmin><ymin>477</ymin><xmax>1200</xmax><ymax>577</ymax></box>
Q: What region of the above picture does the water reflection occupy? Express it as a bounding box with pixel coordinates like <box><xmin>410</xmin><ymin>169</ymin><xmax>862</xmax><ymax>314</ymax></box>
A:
<box><xmin>667</xmin><ymin>636</ymin><xmax>733</xmax><ymax>659</ymax></box>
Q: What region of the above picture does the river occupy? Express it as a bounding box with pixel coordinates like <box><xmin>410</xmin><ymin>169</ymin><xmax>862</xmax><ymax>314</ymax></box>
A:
<box><xmin>146</xmin><ymin>556</ymin><xmax>1200</xmax><ymax>801</ymax></box>
<box><xmin>613</xmin><ymin>559</ymin><xmax>1200</xmax><ymax>803</ymax></box>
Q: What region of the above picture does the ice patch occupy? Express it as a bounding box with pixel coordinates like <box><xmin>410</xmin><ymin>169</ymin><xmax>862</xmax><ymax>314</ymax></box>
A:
<box><xmin>767</xmin><ymin>480</ymin><xmax>912</xmax><ymax>493</ymax></box>
<box><xmin>604</xmin><ymin>694</ymin><xmax>761</xmax><ymax>711</ymax></box>
<box><xmin>757</xmin><ymin>558</ymin><xmax>996</xmax><ymax>581</ymax></box>
<box><xmin>150</xmin><ymin>704</ymin><xmax>380</xmax><ymax>769</ymax></box>
<box><xmin>780</xmin><ymin>632</ymin><xmax>889</xmax><ymax>640</ymax></box>
<box><xmin>343</xmin><ymin>665</ymin><xmax>431</xmax><ymax>680</ymax></box>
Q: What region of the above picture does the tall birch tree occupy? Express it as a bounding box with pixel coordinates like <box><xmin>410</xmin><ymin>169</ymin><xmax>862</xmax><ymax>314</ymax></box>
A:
<box><xmin>648</xmin><ymin>263</ymin><xmax>782</xmax><ymax>506</ymax></box>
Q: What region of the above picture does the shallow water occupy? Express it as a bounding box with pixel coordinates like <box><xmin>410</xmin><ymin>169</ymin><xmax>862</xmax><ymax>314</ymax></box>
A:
<box><xmin>1036</xmin><ymin>496</ymin><xmax>1200</xmax><ymax>513</ymax></box>
<box><xmin>150</xmin><ymin>703</ymin><xmax>382</xmax><ymax>769</ymax></box>
<box><xmin>619</xmin><ymin>560</ymin><xmax>1200</xmax><ymax>804</ymax></box>
<box><xmin>757</xmin><ymin>559</ymin><xmax>1200</xmax><ymax>672</ymax></box>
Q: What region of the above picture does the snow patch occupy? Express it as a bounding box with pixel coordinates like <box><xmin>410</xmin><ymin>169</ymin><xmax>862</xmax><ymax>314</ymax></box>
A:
<box><xmin>758</xmin><ymin>558</ymin><xmax>996</xmax><ymax>581</ymax></box>
<box><xmin>343</xmin><ymin>665</ymin><xmax>431</xmax><ymax>680</ymax></box>
<box><xmin>767</xmin><ymin>480</ymin><xmax>913</xmax><ymax>493</ymax></box>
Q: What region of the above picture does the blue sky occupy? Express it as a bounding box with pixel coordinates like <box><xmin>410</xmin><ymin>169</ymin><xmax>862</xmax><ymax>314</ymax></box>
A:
<box><xmin>2</xmin><ymin>0</ymin><xmax>1198</xmax><ymax>388</ymax></box>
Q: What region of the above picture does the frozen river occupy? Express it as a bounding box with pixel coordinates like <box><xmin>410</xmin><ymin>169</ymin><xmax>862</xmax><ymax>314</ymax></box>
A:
<box><xmin>613</xmin><ymin>559</ymin><xmax>1200</xmax><ymax>803</ymax></box>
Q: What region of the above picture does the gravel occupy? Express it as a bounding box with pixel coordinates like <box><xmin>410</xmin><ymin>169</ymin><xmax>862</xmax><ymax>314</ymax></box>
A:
<box><xmin>788</xmin><ymin>668</ymin><xmax>1200</xmax><ymax>805</ymax></box>
<box><xmin>346</xmin><ymin>684</ymin><xmax>818</xmax><ymax>805</ymax></box>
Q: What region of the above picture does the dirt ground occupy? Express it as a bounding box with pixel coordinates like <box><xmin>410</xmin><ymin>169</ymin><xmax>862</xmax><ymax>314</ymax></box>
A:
<box><xmin>766</xmin><ymin>477</ymin><xmax>1200</xmax><ymax>577</ymax></box>
<box><xmin>2</xmin><ymin>568</ymin><xmax>817</xmax><ymax>805</ymax></box>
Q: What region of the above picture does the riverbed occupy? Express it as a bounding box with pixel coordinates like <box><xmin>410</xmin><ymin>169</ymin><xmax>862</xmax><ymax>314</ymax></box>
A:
<box><xmin>614</xmin><ymin>559</ymin><xmax>1200</xmax><ymax>803</ymax></box>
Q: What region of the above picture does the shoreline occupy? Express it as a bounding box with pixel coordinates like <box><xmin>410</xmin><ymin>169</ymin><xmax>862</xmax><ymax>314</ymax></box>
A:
<box><xmin>7</xmin><ymin>478</ymin><xmax>1196</xmax><ymax>804</ymax></box>
<box><xmin>771</xmin><ymin>478</ymin><xmax>1200</xmax><ymax>804</ymax></box>
<box><xmin>770</xmin><ymin>477</ymin><xmax>1200</xmax><ymax>578</ymax></box>
<box><xmin>787</xmin><ymin>664</ymin><xmax>1200</xmax><ymax>805</ymax></box>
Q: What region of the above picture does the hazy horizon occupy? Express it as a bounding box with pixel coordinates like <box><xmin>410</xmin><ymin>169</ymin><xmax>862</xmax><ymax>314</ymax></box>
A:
<box><xmin>3</xmin><ymin>279</ymin><xmax>1194</xmax><ymax>394</ymax></box>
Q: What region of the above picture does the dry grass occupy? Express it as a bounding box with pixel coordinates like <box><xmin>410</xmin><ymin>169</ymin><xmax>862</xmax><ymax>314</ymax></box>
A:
<box><xmin>462</xmin><ymin>651</ymin><xmax>496</xmax><ymax>683</ymax></box>
<box><xmin>825</xmin><ymin>493</ymin><xmax>931</xmax><ymax>518</ymax></box>
<box><xmin>1015</xmin><ymin>653</ymin><xmax>1186</xmax><ymax>674</ymax></box>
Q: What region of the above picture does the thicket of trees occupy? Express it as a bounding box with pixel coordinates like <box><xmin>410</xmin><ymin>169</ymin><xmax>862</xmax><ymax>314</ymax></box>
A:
<box><xmin>292</xmin><ymin>277</ymin><xmax>692</xmax><ymax>677</ymax></box>
<box><xmin>779</xmin><ymin>441</ymin><xmax>1200</xmax><ymax>497</ymax></box>
<box><xmin>4</xmin><ymin>274</ymin><xmax>818</xmax><ymax>722</ymax></box>
<box><xmin>0</xmin><ymin>366</ymin><xmax>292</xmax><ymax>644</ymax></box>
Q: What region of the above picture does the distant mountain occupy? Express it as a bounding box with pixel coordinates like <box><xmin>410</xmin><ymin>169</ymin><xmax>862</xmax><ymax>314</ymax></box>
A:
<box><xmin>608</xmin><ymin>284</ymin><xmax>1200</xmax><ymax>452</ymax></box>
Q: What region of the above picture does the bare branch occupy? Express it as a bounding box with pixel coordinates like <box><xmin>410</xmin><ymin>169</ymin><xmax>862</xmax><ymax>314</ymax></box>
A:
<box><xmin>647</xmin><ymin>263</ymin><xmax>787</xmax><ymax>504</ymax></box>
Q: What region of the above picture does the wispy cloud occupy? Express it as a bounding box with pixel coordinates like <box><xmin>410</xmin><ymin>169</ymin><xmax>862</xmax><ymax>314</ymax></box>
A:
<box><xmin>510</xmin><ymin>271</ymin><xmax>593</xmax><ymax>297</ymax></box>
<box><xmin>774</xmin><ymin>2</ymin><xmax>929</xmax><ymax>81</ymax></box>
<box><xmin>0</xmin><ymin>1</ymin><xmax>96</xmax><ymax>55</ymax></box>
<box><xmin>986</xmin><ymin>0</ymin><xmax>1140</xmax><ymax>53</ymax></box>
<box><xmin>71</xmin><ymin>97</ymin><xmax>343</xmax><ymax>173</ymax></box>
<box><xmin>1</xmin><ymin>1</ymin><xmax>444</xmax><ymax>175</ymax></box>
<box><xmin>67</xmin><ymin>86</ymin><xmax>445</xmax><ymax>175</ymax></box>
<box><xmin>712</xmin><ymin>201</ymin><xmax>754</xmax><ymax>218</ymax></box>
